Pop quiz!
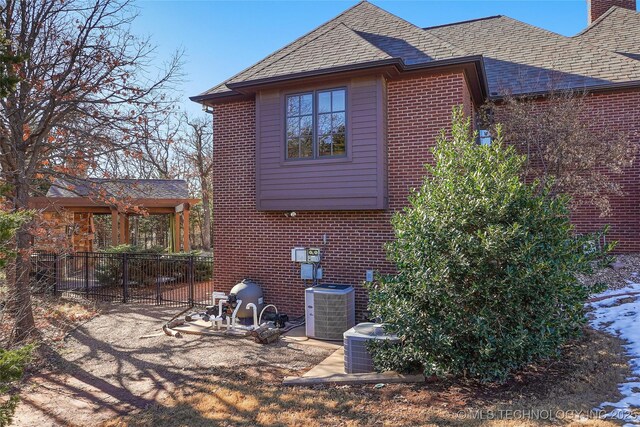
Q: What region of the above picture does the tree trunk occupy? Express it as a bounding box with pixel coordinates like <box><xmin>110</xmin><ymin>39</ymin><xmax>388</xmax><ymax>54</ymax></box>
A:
<box><xmin>11</xmin><ymin>175</ymin><xmax>36</xmax><ymax>342</ymax></box>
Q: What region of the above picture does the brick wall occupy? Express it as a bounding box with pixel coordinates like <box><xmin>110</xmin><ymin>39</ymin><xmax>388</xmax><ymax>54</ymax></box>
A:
<box><xmin>588</xmin><ymin>0</ymin><xmax>636</xmax><ymax>24</ymax></box>
<box><xmin>210</xmin><ymin>73</ymin><xmax>640</xmax><ymax>317</ymax></box>
<box><xmin>211</xmin><ymin>71</ymin><xmax>472</xmax><ymax>317</ymax></box>
<box><xmin>569</xmin><ymin>89</ymin><xmax>640</xmax><ymax>252</ymax></box>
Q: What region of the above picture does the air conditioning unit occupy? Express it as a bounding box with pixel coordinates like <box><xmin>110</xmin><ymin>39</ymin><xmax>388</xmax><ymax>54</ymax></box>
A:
<box><xmin>344</xmin><ymin>323</ymin><xmax>399</xmax><ymax>374</ymax></box>
<box><xmin>305</xmin><ymin>284</ymin><xmax>355</xmax><ymax>340</ymax></box>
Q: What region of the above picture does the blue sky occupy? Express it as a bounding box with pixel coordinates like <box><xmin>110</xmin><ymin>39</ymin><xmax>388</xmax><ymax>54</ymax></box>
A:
<box><xmin>134</xmin><ymin>0</ymin><xmax>598</xmax><ymax>116</ymax></box>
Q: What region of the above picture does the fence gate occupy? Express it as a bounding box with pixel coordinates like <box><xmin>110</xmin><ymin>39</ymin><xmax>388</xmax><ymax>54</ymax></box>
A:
<box><xmin>30</xmin><ymin>252</ymin><xmax>214</xmax><ymax>308</ymax></box>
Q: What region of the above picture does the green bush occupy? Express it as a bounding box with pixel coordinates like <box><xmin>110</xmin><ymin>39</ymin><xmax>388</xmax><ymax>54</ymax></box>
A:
<box><xmin>0</xmin><ymin>345</ymin><xmax>33</xmax><ymax>427</ymax></box>
<box><xmin>95</xmin><ymin>245</ymin><xmax>212</xmax><ymax>287</ymax></box>
<box><xmin>95</xmin><ymin>245</ymin><xmax>162</xmax><ymax>287</ymax></box>
<box><xmin>367</xmin><ymin>107</ymin><xmax>610</xmax><ymax>382</ymax></box>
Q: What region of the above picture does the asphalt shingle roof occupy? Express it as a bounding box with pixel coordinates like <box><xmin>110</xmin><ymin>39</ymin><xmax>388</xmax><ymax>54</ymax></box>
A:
<box><xmin>424</xmin><ymin>13</ymin><xmax>640</xmax><ymax>96</ymax></box>
<box><xmin>200</xmin><ymin>1</ymin><xmax>466</xmax><ymax>96</ymax></box>
<box><xmin>46</xmin><ymin>178</ymin><xmax>190</xmax><ymax>200</ymax></box>
<box><xmin>574</xmin><ymin>6</ymin><xmax>640</xmax><ymax>61</ymax></box>
<box><xmin>195</xmin><ymin>1</ymin><xmax>640</xmax><ymax>100</ymax></box>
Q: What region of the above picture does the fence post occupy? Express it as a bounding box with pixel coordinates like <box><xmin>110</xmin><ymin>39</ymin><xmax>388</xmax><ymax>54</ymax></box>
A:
<box><xmin>156</xmin><ymin>254</ymin><xmax>161</xmax><ymax>305</ymax></box>
<box><xmin>122</xmin><ymin>253</ymin><xmax>129</xmax><ymax>303</ymax></box>
<box><xmin>84</xmin><ymin>252</ymin><xmax>89</xmax><ymax>298</ymax></box>
<box><xmin>53</xmin><ymin>253</ymin><xmax>58</xmax><ymax>295</ymax></box>
<box><xmin>188</xmin><ymin>255</ymin><xmax>194</xmax><ymax>307</ymax></box>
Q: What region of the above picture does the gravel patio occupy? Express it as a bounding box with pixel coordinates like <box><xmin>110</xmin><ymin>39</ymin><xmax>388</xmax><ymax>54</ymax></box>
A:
<box><xmin>12</xmin><ymin>304</ymin><xmax>333</xmax><ymax>427</ymax></box>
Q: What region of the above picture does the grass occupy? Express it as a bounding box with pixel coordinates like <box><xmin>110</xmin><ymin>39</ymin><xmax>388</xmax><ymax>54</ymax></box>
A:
<box><xmin>105</xmin><ymin>328</ymin><xmax>629</xmax><ymax>427</ymax></box>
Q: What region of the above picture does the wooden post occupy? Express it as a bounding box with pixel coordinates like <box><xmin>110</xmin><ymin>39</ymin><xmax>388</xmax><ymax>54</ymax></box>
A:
<box><xmin>111</xmin><ymin>209</ymin><xmax>119</xmax><ymax>246</ymax></box>
<box><xmin>119</xmin><ymin>213</ymin><xmax>126</xmax><ymax>247</ymax></box>
<box><xmin>172</xmin><ymin>213</ymin><xmax>180</xmax><ymax>253</ymax></box>
<box><xmin>182</xmin><ymin>206</ymin><xmax>190</xmax><ymax>252</ymax></box>
<box><xmin>123</xmin><ymin>215</ymin><xmax>130</xmax><ymax>244</ymax></box>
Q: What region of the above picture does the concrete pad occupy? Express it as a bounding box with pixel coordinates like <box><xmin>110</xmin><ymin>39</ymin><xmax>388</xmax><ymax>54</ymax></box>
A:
<box><xmin>283</xmin><ymin>347</ymin><xmax>425</xmax><ymax>385</ymax></box>
<box><xmin>303</xmin><ymin>346</ymin><xmax>346</xmax><ymax>377</ymax></box>
<box><xmin>281</xmin><ymin>325</ymin><xmax>342</xmax><ymax>350</ymax></box>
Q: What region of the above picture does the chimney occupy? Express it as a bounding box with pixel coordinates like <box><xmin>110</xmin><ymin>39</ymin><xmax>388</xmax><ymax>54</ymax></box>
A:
<box><xmin>588</xmin><ymin>0</ymin><xmax>637</xmax><ymax>24</ymax></box>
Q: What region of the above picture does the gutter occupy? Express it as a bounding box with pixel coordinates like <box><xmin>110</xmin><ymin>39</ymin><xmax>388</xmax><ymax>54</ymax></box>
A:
<box><xmin>191</xmin><ymin>55</ymin><xmax>488</xmax><ymax>104</ymax></box>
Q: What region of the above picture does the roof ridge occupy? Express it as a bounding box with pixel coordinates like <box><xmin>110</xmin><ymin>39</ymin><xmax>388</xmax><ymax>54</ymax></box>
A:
<box><xmin>574</xmin><ymin>5</ymin><xmax>620</xmax><ymax>37</ymax></box>
<box><xmin>363</xmin><ymin>1</ymin><xmax>468</xmax><ymax>57</ymax></box>
<box><xmin>198</xmin><ymin>1</ymin><xmax>368</xmax><ymax>96</ymax></box>
<box><xmin>423</xmin><ymin>15</ymin><xmax>503</xmax><ymax>31</ymax></box>
<box><xmin>240</xmin><ymin>21</ymin><xmax>383</xmax><ymax>82</ymax></box>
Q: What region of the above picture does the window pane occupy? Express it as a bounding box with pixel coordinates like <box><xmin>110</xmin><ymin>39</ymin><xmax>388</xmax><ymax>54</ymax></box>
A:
<box><xmin>286</xmin><ymin>118</ymin><xmax>299</xmax><ymax>139</ymax></box>
<box><xmin>300</xmin><ymin>115</ymin><xmax>313</xmax><ymax>138</ymax></box>
<box><xmin>332</xmin><ymin>131</ymin><xmax>346</xmax><ymax>156</ymax></box>
<box><xmin>287</xmin><ymin>137</ymin><xmax>299</xmax><ymax>158</ymax></box>
<box><xmin>332</xmin><ymin>89</ymin><xmax>345</xmax><ymax>111</ymax></box>
<box><xmin>318</xmin><ymin>113</ymin><xmax>331</xmax><ymax>137</ymax></box>
<box><xmin>319</xmin><ymin>134</ymin><xmax>332</xmax><ymax>156</ymax></box>
<box><xmin>287</xmin><ymin>96</ymin><xmax>299</xmax><ymax>116</ymax></box>
<box><xmin>318</xmin><ymin>92</ymin><xmax>331</xmax><ymax>113</ymax></box>
<box><xmin>300</xmin><ymin>94</ymin><xmax>313</xmax><ymax>115</ymax></box>
<box><xmin>300</xmin><ymin>134</ymin><xmax>313</xmax><ymax>158</ymax></box>
<box><xmin>332</xmin><ymin>112</ymin><xmax>345</xmax><ymax>131</ymax></box>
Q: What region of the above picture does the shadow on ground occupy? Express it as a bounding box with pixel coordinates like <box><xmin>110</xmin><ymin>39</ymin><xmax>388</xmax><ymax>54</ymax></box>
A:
<box><xmin>12</xmin><ymin>304</ymin><xmax>331</xmax><ymax>427</ymax></box>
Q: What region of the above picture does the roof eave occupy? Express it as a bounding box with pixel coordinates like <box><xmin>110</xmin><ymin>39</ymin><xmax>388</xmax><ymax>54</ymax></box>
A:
<box><xmin>191</xmin><ymin>55</ymin><xmax>488</xmax><ymax>105</ymax></box>
<box><xmin>189</xmin><ymin>91</ymin><xmax>248</xmax><ymax>104</ymax></box>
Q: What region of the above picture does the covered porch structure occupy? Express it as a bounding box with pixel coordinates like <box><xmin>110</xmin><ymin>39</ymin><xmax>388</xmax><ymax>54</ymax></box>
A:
<box><xmin>29</xmin><ymin>179</ymin><xmax>199</xmax><ymax>252</ymax></box>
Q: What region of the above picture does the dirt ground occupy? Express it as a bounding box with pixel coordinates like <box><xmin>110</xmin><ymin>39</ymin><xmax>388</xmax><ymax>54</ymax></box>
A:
<box><xmin>580</xmin><ymin>253</ymin><xmax>640</xmax><ymax>290</ymax></box>
<box><xmin>10</xmin><ymin>254</ymin><xmax>640</xmax><ymax>426</ymax></box>
<box><xmin>107</xmin><ymin>328</ymin><xmax>631</xmax><ymax>427</ymax></box>
<box><xmin>12</xmin><ymin>304</ymin><xmax>332</xmax><ymax>427</ymax></box>
<box><xmin>11</xmin><ymin>303</ymin><xmax>632</xmax><ymax>427</ymax></box>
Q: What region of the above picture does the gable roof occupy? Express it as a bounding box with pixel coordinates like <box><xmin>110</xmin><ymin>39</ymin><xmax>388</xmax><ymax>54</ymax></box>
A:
<box><xmin>193</xmin><ymin>1</ymin><xmax>470</xmax><ymax>99</ymax></box>
<box><xmin>574</xmin><ymin>6</ymin><xmax>640</xmax><ymax>61</ymax></box>
<box><xmin>46</xmin><ymin>178</ymin><xmax>190</xmax><ymax>200</ymax></box>
<box><xmin>424</xmin><ymin>13</ymin><xmax>640</xmax><ymax>96</ymax></box>
<box><xmin>193</xmin><ymin>1</ymin><xmax>640</xmax><ymax>102</ymax></box>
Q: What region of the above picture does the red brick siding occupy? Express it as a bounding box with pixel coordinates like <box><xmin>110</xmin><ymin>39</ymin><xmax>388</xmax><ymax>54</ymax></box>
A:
<box><xmin>387</xmin><ymin>72</ymin><xmax>471</xmax><ymax>210</ymax></box>
<box><xmin>211</xmin><ymin>72</ymin><xmax>473</xmax><ymax>317</ymax></box>
<box><xmin>588</xmin><ymin>0</ymin><xmax>636</xmax><ymax>23</ymax></box>
<box><xmin>569</xmin><ymin>89</ymin><xmax>640</xmax><ymax>252</ymax></box>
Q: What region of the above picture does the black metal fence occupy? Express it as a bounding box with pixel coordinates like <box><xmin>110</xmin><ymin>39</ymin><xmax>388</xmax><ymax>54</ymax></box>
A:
<box><xmin>30</xmin><ymin>252</ymin><xmax>214</xmax><ymax>307</ymax></box>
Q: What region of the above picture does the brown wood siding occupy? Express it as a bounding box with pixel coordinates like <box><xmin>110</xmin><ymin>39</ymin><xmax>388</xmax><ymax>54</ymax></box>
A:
<box><xmin>256</xmin><ymin>76</ymin><xmax>387</xmax><ymax>211</ymax></box>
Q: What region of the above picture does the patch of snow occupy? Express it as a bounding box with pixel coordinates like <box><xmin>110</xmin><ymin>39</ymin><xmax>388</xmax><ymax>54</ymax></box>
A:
<box><xmin>587</xmin><ymin>283</ymin><xmax>640</xmax><ymax>425</ymax></box>
<box><xmin>592</xmin><ymin>281</ymin><xmax>640</xmax><ymax>300</ymax></box>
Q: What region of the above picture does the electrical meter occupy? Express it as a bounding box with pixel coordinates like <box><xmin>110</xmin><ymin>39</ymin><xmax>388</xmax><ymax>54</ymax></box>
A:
<box><xmin>291</xmin><ymin>247</ymin><xmax>321</xmax><ymax>263</ymax></box>
<box><xmin>306</xmin><ymin>248</ymin><xmax>321</xmax><ymax>263</ymax></box>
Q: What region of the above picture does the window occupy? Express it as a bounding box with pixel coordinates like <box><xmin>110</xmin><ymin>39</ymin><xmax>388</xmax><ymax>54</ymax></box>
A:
<box><xmin>286</xmin><ymin>93</ymin><xmax>313</xmax><ymax>159</ymax></box>
<box><xmin>285</xmin><ymin>88</ymin><xmax>347</xmax><ymax>160</ymax></box>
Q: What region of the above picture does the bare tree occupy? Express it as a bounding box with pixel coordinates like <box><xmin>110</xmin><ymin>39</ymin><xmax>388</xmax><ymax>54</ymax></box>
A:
<box><xmin>100</xmin><ymin>109</ymin><xmax>185</xmax><ymax>179</ymax></box>
<box><xmin>484</xmin><ymin>91</ymin><xmax>637</xmax><ymax>215</ymax></box>
<box><xmin>178</xmin><ymin>116</ymin><xmax>213</xmax><ymax>250</ymax></box>
<box><xmin>0</xmin><ymin>0</ymin><xmax>181</xmax><ymax>341</ymax></box>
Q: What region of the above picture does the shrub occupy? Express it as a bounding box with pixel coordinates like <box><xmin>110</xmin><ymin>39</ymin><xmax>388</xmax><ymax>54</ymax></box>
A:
<box><xmin>95</xmin><ymin>245</ymin><xmax>163</xmax><ymax>287</ymax></box>
<box><xmin>95</xmin><ymin>245</ymin><xmax>212</xmax><ymax>287</ymax></box>
<box><xmin>367</xmin><ymin>107</ymin><xmax>610</xmax><ymax>382</ymax></box>
<box><xmin>0</xmin><ymin>345</ymin><xmax>33</xmax><ymax>427</ymax></box>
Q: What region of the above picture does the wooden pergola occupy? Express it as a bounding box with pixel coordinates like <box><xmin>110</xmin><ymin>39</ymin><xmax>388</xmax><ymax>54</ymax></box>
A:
<box><xmin>29</xmin><ymin>179</ymin><xmax>199</xmax><ymax>252</ymax></box>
